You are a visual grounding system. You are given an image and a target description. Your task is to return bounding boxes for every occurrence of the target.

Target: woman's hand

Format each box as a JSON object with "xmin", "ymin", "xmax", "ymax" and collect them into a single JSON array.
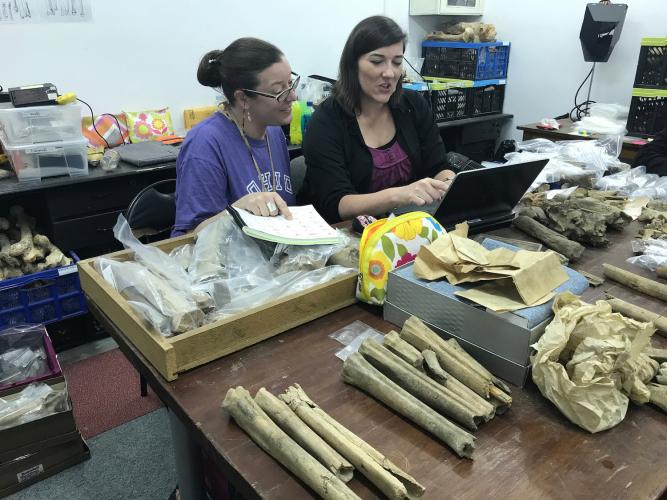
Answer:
[
  {"xmin": 392, "ymin": 177, "xmax": 450, "ymax": 207},
  {"xmin": 434, "ymin": 169, "xmax": 456, "ymax": 191},
  {"xmin": 232, "ymin": 192, "xmax": 293, "ymax": 219}
]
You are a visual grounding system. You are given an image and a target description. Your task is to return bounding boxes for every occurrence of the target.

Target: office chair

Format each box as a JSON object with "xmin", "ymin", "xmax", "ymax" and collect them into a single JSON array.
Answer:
[
  {"xmin": 124, "ymin": 178, "xmax": 176, "ymax": 396},
  {"xmin": 290, "ymin": 155, "xmax": 307, "ymax": 197},
  {"xmin": 125, "ymin": 179, "xmax": 177, "ymax": 243}
]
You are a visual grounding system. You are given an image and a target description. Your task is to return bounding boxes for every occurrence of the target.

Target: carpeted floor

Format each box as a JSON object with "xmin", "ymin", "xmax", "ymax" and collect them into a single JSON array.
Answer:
[
  {"xmin": 6, "ymin": 408, "xmax": 177, "ymax": 500},
  {"xmin": 62, "ymin": 348, "xmax": 163, "ymax": 439}
]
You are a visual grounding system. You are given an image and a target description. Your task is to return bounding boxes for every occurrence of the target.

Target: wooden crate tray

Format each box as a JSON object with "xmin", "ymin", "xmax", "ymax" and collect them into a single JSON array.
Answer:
[{"xmin": 78, "ymin": 234, "xmax": 357, "ymax": 381}]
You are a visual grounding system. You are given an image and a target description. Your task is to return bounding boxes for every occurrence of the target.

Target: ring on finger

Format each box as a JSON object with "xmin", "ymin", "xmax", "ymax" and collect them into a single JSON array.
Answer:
[{"xmin": 266, "ymin": 201, "xmax": 278, "ymax": 213}]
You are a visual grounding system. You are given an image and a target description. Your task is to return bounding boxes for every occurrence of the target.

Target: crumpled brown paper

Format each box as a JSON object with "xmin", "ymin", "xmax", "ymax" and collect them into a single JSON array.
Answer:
[
  {"xmin": 531, "ymin": 292, "xmax": 656, "ymax": 433},
  {"xmin": 413, "ymin": 223, "xmax": 568, "ymax": 311}
]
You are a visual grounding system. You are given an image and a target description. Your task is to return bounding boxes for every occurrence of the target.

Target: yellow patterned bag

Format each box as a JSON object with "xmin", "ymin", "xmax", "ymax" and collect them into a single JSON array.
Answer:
[{"xmin": 356, "ymin": 212, "xmax": 444, "ymax": 305}]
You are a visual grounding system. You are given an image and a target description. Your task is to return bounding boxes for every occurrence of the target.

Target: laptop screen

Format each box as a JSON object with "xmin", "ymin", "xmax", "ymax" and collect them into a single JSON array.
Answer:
[{"xmin": 434, "ymin": 159, "xmax": 548, "ymax": 228}]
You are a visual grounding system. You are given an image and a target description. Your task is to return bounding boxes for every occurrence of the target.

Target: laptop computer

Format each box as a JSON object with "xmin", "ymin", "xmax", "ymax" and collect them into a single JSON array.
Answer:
[
  {"xmin": 114, "ymin": 141, "xmax": 180, "ymax": 167},
  {"xmin": 394, "ymin": 159, "xmax": 548, "ymax": 233}
]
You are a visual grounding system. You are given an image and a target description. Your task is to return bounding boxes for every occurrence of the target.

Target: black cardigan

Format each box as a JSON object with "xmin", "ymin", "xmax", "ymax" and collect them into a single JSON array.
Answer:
[
  {"xmin": 633, "ymin": 126, "xmax": 667, "ymax": 176},
  {"xmin": 302, "ymin": 90, "xmax": 453, "ymax": 222}
]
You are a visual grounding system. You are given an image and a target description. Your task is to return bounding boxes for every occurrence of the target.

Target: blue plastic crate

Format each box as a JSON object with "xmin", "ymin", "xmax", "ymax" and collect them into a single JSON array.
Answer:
[
  {"xmin": 0, "ymin": 253, "xmax": 87, "ymax": 328},
  {"xmin": 421, "ymin": 41, "xmax": 511, "ymax": 80}
]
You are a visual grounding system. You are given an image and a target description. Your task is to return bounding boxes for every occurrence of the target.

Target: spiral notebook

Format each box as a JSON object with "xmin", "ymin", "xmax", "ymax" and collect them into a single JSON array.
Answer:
[{"xmin": 228, "ymin": 205, "xmax": 341, "ymax": 245}]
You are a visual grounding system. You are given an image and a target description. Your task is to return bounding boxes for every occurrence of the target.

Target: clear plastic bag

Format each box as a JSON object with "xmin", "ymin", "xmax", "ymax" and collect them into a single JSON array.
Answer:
[
  {"xmin": 328, "ymin": 320, "xmax": 384, "ymax": 361},
  {"xmin": 0, "ymin": 382, "xmax": 69, "ymax": 430},
  {"xmin": 269, "ymin": 230, "xmax": 349, "ymax": 275},
  {"xmin": 572, "ymin": 116, "xmax": 627, "ymax": 136},
  {"xmin": 169, "ymin": 244, "xmax": 194, "ymax": 271},
  {"xmin": 204, "ymin": 265, "xmax": 354, "ymax": 323},
  {"xmin": 114, "ymin": 215, "xmax": 213, "ymax": 310},
  {"xmin": 628, "ymin": 238, "xmax": 667, "ymax": 272},
  {"xmin": 127, "ymin": 300, "xmax": 173, "ymax": 337},
  {"xmin": 188, "ymin": 214, "xmax": 274, "ymax": 286},
  {"xmin": 0, "ymin": 324, "xmax": 51, "ymax": 389},
  {"xmin": 596, "ymin": 166, "xmax": 667, "ymax": 199},
  {"xmin": 295, "ymin": 76, "xmax": 333, "ymax": 105},
  {"xmin": 511, "ymin": 136, "xmax": 623, "ymax": 190},
  {"xmin": 99, "ymin": 211, "xmax": 357, "ymax": 335},
  {"xmin": 96, "ymin": 257, "xmax": 203, "ymax": 334}
]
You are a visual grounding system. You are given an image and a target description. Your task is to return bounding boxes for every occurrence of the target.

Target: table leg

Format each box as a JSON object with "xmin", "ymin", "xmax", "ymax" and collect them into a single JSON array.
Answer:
[{"xmin": 169, "ymin": 409, "xmax": 206, "ymax": 500}]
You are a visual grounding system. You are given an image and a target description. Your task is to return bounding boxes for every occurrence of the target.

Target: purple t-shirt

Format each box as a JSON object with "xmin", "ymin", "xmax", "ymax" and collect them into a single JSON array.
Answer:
[
  {"xmin": 173, "ymin": 112, "xmax": 295, "ymax": 235},
  {"xmin": 368, "ymin": 137, "xmax": 413, "ymax": 192}
]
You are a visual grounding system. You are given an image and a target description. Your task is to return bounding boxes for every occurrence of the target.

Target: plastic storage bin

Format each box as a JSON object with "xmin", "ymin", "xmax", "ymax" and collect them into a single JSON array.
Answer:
[
  {"xmin": 421, "ymin": 41, "xmax": 510, "ymax": 80},
  {"xmin": 626, "ymin": 88, "xmax": 667, "ymax": 138},
  {"xmin": 3, "ymin": 137, "xmax": 88, "ymax": 182},
  {"xmin": 0, "ymin": 254, "xmax": 87, "ymax": 328},
  {"xmin": 633, "ymin": 38, "xmax": 667, "ymax": 88},
  {"xmin": 0, "ymin": 104, "xmax": 82, "ymax": 145},
  {"xmin": 0, "ymin": 324, "xmax": 62, "ymax": 393}
]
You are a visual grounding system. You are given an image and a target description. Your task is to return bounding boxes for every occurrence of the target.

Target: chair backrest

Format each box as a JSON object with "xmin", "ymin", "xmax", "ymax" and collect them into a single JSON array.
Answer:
[
  {"xmin": 290, "ymin": 155, "xmax": 307, "ymax": 197},
  {"xmin": 125, "ymin": 179, "xmax": 176, "ymax": 241}
]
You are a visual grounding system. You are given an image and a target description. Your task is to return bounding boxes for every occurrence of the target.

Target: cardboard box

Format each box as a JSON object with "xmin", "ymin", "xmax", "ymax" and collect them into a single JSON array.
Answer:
[
  {"xmin": 0, "ymin": 326, "xmax": 63, "ymax": 393},
  {"xmin": 384, "ymin": 301, "xmax": 532, "ymax": 386},
  {"xmin": 385, "ymin": 262, "xmax": 557, "ymax": 364},
  {"xmin": 0, "ymin": 379, "xmax": 76, "ymax": 459},
  {"xmin": 0, "ymin": 434, "xmax": 89, "ymax": 497},
  {"xmin": 183, "ymin": 106, "xmax": 217, "ymax": 130},
  {"xmin": 78, "ymin": 234, "xmax": 358, "ymax": 381}
]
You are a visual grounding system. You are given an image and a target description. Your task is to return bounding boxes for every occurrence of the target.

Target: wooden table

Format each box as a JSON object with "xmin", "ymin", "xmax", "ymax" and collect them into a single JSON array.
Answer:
[
  {"xmin": 88, "ymin": 222, "xmax": 667, "ymax": 499},
  {"xmin": 517, "ymin": 119, "xmax": 645, "ymax": 164}
]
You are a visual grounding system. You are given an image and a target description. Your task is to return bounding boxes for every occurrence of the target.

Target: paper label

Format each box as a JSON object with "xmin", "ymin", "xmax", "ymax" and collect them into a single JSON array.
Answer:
[
  {"xmin": 17, "ymin": 463, "xmax": 44, "ymax": 483},
  {"xmin": 26, "ymin": 145, "xmax": 62, "ymax": 154},
  {"xmin": 58, "ymin": 265, "xmax": 77, "ymax": 276}
]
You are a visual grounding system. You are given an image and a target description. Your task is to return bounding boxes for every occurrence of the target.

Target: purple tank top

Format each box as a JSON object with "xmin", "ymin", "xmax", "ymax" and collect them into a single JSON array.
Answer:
[{"xmin": 368, "ymin": 137, "xmax": 413, "ymax": 192}]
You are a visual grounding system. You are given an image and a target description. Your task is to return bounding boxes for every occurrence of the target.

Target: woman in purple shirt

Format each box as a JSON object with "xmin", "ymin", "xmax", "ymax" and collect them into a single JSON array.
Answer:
[{"xmin": 173, "ymin": 38, "xmax": 298, "ymax": 235}]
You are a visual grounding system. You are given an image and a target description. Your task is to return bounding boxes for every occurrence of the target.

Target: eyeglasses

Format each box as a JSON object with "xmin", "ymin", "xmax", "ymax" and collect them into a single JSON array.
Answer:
[{"xmin": 242, "ymin": 72, "xmax": 300, "ymax": 103}]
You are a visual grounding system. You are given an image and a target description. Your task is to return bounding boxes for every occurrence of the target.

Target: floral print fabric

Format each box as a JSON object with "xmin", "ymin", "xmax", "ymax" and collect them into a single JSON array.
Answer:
[
  {"xmin": 356, "ymin": 213, "xmax": 443, "ymax": 305},
  {"xmin": 123, "ymin": 108, "xmax": 175, "ymax": 143}
]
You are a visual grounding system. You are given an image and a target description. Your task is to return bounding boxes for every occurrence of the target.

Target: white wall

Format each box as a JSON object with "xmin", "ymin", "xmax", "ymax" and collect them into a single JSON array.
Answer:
[
  {"xmin": 4, "ymin": 0, "xmax": 385, "ymax": 132},
  {"xmin": 484, "ymin": 0, "xmax": 667, "ymax": 141},
  {"xmin": 4, "ymin": 0, "xmax": 665, "ymax": 140}
]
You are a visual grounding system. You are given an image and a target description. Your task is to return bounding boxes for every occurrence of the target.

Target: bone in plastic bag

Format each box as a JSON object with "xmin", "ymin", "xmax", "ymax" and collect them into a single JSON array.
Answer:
[{"xmin": 96, "ymin": 257, "xmax": 203, "ymax": 334}]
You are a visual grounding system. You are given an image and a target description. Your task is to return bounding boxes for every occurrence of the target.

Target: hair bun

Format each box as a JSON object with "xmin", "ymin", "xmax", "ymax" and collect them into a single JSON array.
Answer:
[{"xmin": 197, "ymin": 49, "xmax": 224, "ymax": 87}]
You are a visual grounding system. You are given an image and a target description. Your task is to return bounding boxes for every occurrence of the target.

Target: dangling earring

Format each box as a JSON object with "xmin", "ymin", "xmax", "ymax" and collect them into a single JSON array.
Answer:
[
  {"xmin": 246, "ymin": 109, "xmax": 252, "ymax": 123},
  {"xmin": 241, "ymin": 105, "xmax": 246, "ymax": 130}
]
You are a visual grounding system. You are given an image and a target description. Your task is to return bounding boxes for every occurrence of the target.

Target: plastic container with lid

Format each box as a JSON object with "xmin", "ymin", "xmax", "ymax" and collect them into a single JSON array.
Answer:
[
  {"xmin": 3, "ymin": 137, "xmax": 88, "ymax": 182},
  {"xmin": 0, "ymin": 104, "xmax": 83, "ymax": 145}
]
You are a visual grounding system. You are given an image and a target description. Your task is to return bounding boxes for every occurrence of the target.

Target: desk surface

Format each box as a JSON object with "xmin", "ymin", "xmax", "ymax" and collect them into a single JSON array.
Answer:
[
  {"xmin": 0, "ymin": 114, "xmax": 508, "ymax": 198},
  {"xmin": 438, "ymin": 113, "xmax": 513, "ymax": 129},
  {"xmin": 0, "ymin": 160, "xmax": 177, "ymax": 197},
  {"xmin": 517, "ymin": 119, "xmax": 645, "ymax": 149},
  {"xmin": 90, "ymin": 220, "xmax": 667, "ymax": 499}
]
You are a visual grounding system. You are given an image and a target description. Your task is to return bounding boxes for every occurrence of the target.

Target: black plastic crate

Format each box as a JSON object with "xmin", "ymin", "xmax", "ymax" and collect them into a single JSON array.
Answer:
[
  {"xmin": 633, "ymin": 39, "xmax": 667, "ymax": 88},
  {"xmin": 422, "ymin": 41, "xmax": 510, "ymax": 80},
  {"xmin": 468, "ymin": 84, "xmax": 505, "ymax": 117},
  {"xmin": 626, "ymin": 89, "xmax": 667, "ymax": 138},
  {"xmin": 431, "ymin": 87, "xmax": 469, "ymax": 121}
]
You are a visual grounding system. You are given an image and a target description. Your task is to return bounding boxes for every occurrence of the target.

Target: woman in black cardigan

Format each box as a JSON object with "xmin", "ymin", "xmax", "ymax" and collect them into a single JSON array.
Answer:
[{"xmin": 302, "ymin": 16, "xmax": 457, "ymax": 223}]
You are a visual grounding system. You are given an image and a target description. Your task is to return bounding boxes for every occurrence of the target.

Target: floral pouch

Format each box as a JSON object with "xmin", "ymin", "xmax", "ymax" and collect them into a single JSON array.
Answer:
[{"xmin": 356, "ymin": 211, "xmax": 444, "ymax": 305}]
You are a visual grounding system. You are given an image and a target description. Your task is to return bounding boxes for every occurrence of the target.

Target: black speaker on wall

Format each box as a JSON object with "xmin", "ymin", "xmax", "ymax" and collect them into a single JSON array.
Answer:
[{"xmin": 579, "ymin": 3, "xmax": 628, "ymax": 62}]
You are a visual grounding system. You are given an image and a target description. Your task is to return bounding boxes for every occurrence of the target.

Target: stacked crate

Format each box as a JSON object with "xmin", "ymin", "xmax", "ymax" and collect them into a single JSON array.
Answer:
[
  {"xmin": 420, "ymin": 41, "xmax": 510, "ymax": 122},
  {"xmin": 0, "ymin": 326, "xmax": 89, "ymax": 496},
  {"xmin": 627, "ymin": 37, "xmax": 667, "ymax": 137}
]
